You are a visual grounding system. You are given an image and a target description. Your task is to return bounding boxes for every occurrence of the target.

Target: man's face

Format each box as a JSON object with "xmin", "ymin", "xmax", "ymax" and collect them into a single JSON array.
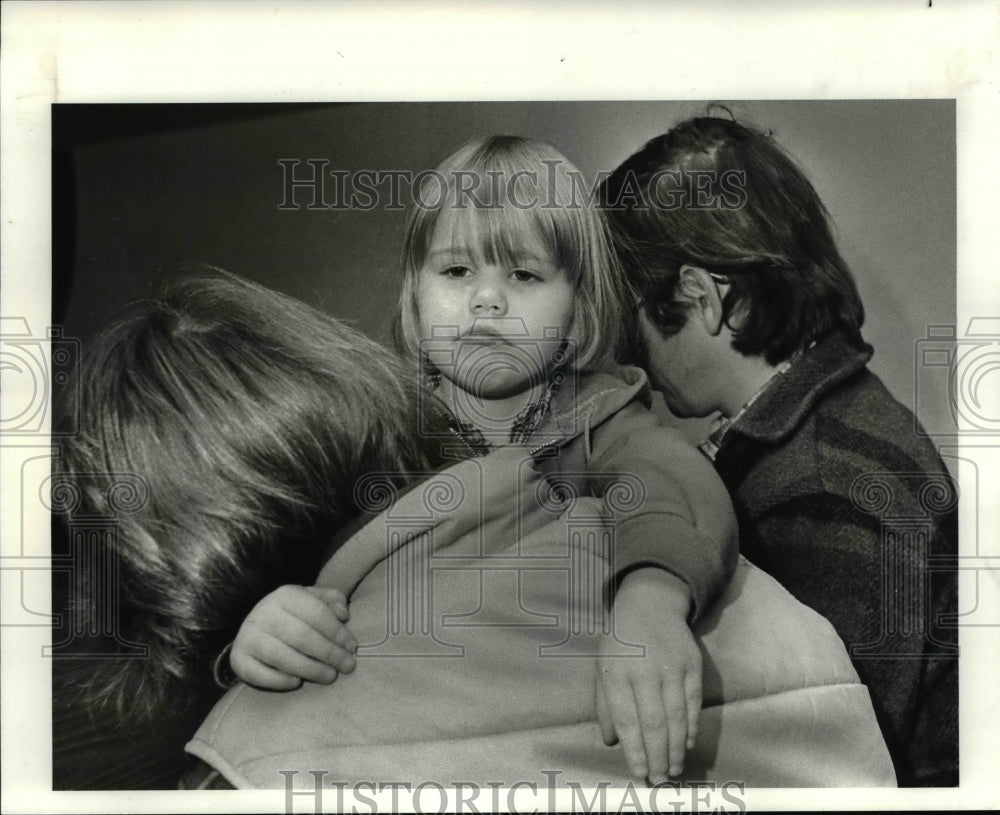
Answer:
[{"xmin": 636, "ymin": 308, "xmax": 721, "ymax": 419}]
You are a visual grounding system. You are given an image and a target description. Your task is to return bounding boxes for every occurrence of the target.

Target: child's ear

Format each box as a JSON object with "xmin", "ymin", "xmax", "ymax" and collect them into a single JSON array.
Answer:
[{"xmin": 677, "ymin": 265, "xmax": 725, "ymax": 336}]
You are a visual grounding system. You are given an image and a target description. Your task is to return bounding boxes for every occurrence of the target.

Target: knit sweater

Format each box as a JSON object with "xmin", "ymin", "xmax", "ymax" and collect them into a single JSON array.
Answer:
[{"xmin": 710, "ymin": 330, "xmax": 958, "ymax": 786}]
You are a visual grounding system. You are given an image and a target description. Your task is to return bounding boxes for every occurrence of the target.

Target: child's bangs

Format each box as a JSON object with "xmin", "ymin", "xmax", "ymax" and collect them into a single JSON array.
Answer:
[
  {"xmin": 449, "ymin": 201, "xmax": 582, "ymax": 276},
  {"xmin": 426, "ymin": 186, "xmax": 586, "ymax": 281},
  {"xmin": 417, "ymin": 138, "xmax": 591, "ymax": 276}
]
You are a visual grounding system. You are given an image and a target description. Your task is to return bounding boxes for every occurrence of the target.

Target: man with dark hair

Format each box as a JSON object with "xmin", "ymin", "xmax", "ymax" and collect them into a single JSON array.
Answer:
[{"xmin": 601, "ymin": 115, "xmax": 958, "ymax": 786}]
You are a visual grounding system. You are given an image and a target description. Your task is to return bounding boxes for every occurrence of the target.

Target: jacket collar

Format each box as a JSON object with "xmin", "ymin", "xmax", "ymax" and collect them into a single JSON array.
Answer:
[
  {"xmin": 530, "ymin": 364, "xmax": 650, "ymax": 451},
  {"xmin": 723, "ymin": 330, "xmax": 872, "ymax": 446}
]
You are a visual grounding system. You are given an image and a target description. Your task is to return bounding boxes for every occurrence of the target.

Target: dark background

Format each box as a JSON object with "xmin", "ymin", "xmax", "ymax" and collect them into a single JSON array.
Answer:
[{"xmin": 52, "ymin": 100, "xmax": 957, "ymax": 442}]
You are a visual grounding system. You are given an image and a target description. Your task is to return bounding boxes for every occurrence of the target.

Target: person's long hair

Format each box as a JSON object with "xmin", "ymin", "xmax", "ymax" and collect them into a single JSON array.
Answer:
[{"xmin": 57, "ymin": 271, "xmax": 441, "ymax": 718}]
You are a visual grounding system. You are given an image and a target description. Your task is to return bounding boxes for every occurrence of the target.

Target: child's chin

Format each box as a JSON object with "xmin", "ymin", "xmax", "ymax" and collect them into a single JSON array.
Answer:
[
  {"xmin": 446, "ymin": 371, "xmax": 544, "ymax": 406},
  {"xmin": 472, "ymin": 372, "xmax": 543, "ymax": 400}
]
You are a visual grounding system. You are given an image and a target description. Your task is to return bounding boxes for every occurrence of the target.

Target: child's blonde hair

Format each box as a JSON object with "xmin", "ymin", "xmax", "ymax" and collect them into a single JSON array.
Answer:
[{"xmin": 394, "ymin": 136, "xmax": 624, "ymax": 369}]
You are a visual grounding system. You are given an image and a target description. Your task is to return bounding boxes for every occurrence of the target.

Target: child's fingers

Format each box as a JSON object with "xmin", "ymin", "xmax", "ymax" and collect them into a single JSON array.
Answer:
[
  {"xmin": 318, "ymin": 640, "xmax": 357, "ymax": 674},
  {"xmin": 253, "ymin": 631, "xmax": 340, "ymax": 684},
  {"xmin": 279, "ymin": 587, "xmax": 343, "ymax": 629},
  {"xmin": 684, "ymin": 660, "xmax": 702, "ymax": 750},
  {"xmin": 661, "ymin": 672, "xmax": 688, "ymax": 778},
  {"xmin": 293, "ymin": 608, "xmax": 359, "ymax": 661},
  {"xmin": 595, "ymin": 671, "xmax": 617, "ymax": 746},
  {"xmin": 233, "ymin": 655, "xmax": 305, "ymax": 691},
  {"xmin": 262, "ymin": 612, "xmax": 357, "ymax": 673},
  {"xmin": 603, "ymin": 673, "xmax": 648, "ymax": 780},
  {"xmin": 305, "ymin": 586, "xmax": 350, "ymax": 622},
  {"xmin": 634, "ymin": 678, "xmax": 669, "ymax": 785},
  {"xmin": 326, "ymin": 621, "xmax": 359, "ymax": 659},
  {"xmin": 280, "ymin": 591, "xmax": 358, "ymax": 654}
]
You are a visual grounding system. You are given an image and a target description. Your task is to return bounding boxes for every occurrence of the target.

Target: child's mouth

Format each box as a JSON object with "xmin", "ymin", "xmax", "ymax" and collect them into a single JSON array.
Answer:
[{"xmin": 460, "ymin": 327, "xmax": 514, "ymax": 346}]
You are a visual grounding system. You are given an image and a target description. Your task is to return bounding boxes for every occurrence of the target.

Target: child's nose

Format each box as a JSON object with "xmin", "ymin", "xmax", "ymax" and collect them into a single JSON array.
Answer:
[{"xmin": 469, "ymin": 281, "xmax": 507, "ymax": 315}]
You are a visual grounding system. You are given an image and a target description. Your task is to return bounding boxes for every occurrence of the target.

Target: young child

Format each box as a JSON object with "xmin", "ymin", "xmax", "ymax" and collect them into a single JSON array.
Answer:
[{"xmin": 227, "ymin": 136, "xmax": 738, "ymax": 783}]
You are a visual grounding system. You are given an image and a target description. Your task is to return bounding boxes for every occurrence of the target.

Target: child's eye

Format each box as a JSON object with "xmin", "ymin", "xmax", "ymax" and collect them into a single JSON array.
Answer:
[
  {"xmin": 442, "ymin": 265, "xmax": 472, "ymax": 278},
  {"xmin": 511, "ymin": 268, "xmax": 540, "ymax": 283}
]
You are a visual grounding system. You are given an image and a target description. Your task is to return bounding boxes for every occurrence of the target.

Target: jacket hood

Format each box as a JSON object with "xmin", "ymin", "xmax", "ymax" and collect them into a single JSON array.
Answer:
[{"xmin": 529, "ymin": 364, "xmax": 651, "ymax": 452}]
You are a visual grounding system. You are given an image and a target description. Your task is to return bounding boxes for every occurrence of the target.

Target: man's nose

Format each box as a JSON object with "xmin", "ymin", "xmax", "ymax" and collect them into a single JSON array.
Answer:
[{"xmin": 469, "ymin": 280, "xmax": 507, "ymax": 315}]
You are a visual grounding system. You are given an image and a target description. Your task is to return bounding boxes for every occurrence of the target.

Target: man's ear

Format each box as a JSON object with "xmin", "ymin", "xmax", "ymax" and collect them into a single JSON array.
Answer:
[{"xmin": 676, "ymin": 265, "xmax": 725, "ymax": 336}]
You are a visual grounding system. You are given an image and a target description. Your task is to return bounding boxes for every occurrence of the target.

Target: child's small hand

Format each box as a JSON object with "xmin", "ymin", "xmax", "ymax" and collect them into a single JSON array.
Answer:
[
  {"xmin": 230, "ymin": 585, "xmax": 358, "ymax": 690},
  {"xmin": 596, "ymin": 568, "xmax": 702, "ymax": 784}
]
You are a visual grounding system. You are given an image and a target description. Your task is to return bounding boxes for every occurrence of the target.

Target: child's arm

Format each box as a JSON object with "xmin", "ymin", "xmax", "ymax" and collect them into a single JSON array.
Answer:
[
  {"xmin": 586, "ymin": 400, "xmax": 738, "ymax": 782},
  {"xmin": 596, "ymin": 567, "xmax": 700, "ymax": 784},
  {"xmin": 226, "ymin": 585, "xmax": 358, "ymax": 690},
  {"xmin": 591, "ymin": 400, "xmax": 738, "ymax": 619}
]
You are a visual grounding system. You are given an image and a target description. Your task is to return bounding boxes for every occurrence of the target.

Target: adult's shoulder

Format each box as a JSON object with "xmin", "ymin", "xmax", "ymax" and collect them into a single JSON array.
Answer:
[
  {"xmin": 736, "ymin": 360, "xmax": 957, "ymax": 560},
  {"xmin": 726, "ymin": 334, "xmax": 954, "ymax": 523},
  {"xmin": 801, "ymin": 365, "xmax": 953, "ymax": 497}
]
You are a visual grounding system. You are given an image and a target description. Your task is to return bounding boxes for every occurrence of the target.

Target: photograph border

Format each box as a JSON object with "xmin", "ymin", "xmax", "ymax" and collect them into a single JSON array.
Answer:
[{"xmin": 3, "ymin": 2, "xmax": 998, "ymax": 812}]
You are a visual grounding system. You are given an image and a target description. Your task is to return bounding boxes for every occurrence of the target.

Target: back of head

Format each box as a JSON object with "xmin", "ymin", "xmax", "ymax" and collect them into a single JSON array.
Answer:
[
  {"xmin": 600, "ymin": 114, "xmax": 865, "ymax": 364},
  {"xmin": 57, "ymin": 271, "xmax": 436, "ymax": 718}
]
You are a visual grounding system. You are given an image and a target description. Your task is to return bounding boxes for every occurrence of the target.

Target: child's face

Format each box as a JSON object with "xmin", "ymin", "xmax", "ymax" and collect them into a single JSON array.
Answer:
[{"xmin": 416, "ymin": 209, "xmax": 575, "ymax": 401}]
